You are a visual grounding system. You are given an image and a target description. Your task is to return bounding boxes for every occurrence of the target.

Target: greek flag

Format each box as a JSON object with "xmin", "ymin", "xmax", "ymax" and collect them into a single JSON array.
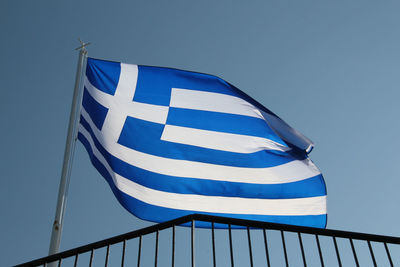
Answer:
[{"xmin": 78, "ymin": 57, "xmax": 327, "ymax": 228}]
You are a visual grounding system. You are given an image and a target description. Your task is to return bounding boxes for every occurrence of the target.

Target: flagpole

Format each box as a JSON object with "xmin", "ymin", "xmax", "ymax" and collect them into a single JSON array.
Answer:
[{"xmin": 48, "ymin": 40, "xmax": 89, "ymax": 255}]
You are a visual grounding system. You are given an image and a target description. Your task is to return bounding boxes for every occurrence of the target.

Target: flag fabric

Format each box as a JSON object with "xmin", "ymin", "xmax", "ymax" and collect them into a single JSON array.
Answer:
[{"xmin": 78, "ymin": 57, "xmax": 327, "ymax": 228}]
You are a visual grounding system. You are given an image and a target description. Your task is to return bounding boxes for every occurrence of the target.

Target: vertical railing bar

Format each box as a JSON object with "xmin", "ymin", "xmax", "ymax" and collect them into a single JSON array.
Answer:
[
  {"xmin": 211, "ymin": 222, "xmax": 216, "ymax": 267},
  {"xmin": 349, "ymin": 238, "xmax": 359, "ymax": 267},
  {"xmin": 57, "ymin": 258, "xmax": 62, "ymax": 267},
  {"xmin": 315, "ymin": 235, "xmax": 324, "ymax": 267},
  {"xmin": 89, "ymin": 249, "xmax": 94, "ymax": 267},
  {"xmin": 228, "ymin": 224, "xmax": 234, "ymax": 267},
  {"xmin": 155, "ymin": 230, "xmax": 159, "ymax": 267},
  {"xmin": 191, "ymin": 220, "xmax": 195, "ymax": 267},
  {"xmin": 247, "ymin": 227, "xmax": 254, "ymax": 267},
  {"xmin": 104, "ymin": 245, "xmax": 110, "ymax": 267},
  {"xmin": 121, "ymin": 240, "xmax": 126, "ymax": 267},
  {"xmin": 384, "ymin": 242, "xmax": 394, "ymax": 267},
  {"xmin": 73, "ymin": 254, "xmax": 78, "ymax": 267},
  {"xmin": 137, "ymin": 236, "xmax": 142, "ymax": 267},
  {"xmin": 298, "ymin": 232, "xmax": 307, "ymax": 267},
  {"xmin": 281, "ymin": 231, "xmax": 289, "ymax": 267},
  {"xmin": 172, "ymin": 225, "xmax": 175, "ymax": 267},
  {"xmin": 367, "ymin": 241, "xmax": 377, "ymax": 267},
  {"xmin": 332, "ymin": 237, "xmax": 342, "ymax": 267},
  {"xmin": 263, "ymin": 229, "xmax": 271, "ymax": 267}
]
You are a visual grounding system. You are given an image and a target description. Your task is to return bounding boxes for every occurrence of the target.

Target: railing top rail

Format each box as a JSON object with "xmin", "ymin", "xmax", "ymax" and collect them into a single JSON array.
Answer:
[
  {"xmin": 193, "ymin": 214, "xmax": 400, "ymax": 243},
  {"xmin": 15, "ymin": 214, "xmax": 400, "ymax": 267}
]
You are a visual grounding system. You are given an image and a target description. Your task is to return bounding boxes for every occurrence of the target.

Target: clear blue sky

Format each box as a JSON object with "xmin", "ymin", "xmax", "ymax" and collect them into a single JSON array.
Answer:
[{"xmin": 1, "ymin": 0, "xmax": 400, "ymax": 266}]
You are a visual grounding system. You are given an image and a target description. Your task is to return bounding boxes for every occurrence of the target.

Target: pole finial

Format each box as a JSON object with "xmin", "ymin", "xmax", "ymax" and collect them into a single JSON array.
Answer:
[{"xmin": 75, "ymin": 38, "xmax": 91, "ymax": 52}]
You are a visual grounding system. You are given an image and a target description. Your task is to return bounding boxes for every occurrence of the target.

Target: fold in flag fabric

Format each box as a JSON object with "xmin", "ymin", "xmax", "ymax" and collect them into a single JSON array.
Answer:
[{"xmin": 78, "ymin": 57, "xmax": 327, "ymax": 228}]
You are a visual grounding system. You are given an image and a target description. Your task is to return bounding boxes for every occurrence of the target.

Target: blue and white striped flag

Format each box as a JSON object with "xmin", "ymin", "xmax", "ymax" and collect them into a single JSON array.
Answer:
[{"xmin": 78, "ymin": 57, "xmax": 327, "ymax": 228}]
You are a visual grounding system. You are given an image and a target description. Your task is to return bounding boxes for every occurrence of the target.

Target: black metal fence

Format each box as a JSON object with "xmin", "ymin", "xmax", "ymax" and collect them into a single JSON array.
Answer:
[{"xmin": 16, "ymin": 214, "xmax": 400, "ymax": 267}]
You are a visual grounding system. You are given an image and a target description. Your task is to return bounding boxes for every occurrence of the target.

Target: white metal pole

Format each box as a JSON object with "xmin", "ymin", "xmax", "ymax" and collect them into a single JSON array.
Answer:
[{"xmin": 48, "ymin": 45, "xmax": 88, "ymax": 255}]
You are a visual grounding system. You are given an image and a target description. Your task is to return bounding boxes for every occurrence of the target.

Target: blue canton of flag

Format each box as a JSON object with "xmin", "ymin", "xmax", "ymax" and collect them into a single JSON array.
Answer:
[{"xmin": 78, "ymin": 57, "xmax": 327, "ymax": 228}]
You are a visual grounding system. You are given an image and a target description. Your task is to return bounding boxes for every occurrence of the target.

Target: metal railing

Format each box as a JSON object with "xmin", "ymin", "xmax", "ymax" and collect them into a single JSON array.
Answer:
[{"xmin": 16, "ymin": 214, "xmax": 400, "ymax": 267}]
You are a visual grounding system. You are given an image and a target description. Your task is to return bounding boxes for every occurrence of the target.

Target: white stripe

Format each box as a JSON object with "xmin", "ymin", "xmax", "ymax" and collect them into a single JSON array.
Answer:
[
  {"xmin": 84, "ymin": 76, "xmax": 169, "ymax": 125},
  {"xmin": 114, "ymin": 63, "xmax": 138, "ymax": 100},
  {"xmin": 79, "ymin": 125, "xmax": 326, "ymax": 216},
  {"xmin": 161, "ymin": 124, "xmax": 290, "ymax": 153},
  {"xmin": 80, "ymin": 107, "xmax": 321, "ymax": 184},
  {"xmin": 170, "ymin": 88, "xmax": 264, "ymax": 119}
]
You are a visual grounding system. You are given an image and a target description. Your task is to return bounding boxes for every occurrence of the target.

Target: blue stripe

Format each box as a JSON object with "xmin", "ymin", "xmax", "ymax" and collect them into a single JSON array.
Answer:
[
  {"xmin": 86, "ymin": 58, "xmax": 121, "ymax": 96},
  {"xmin": 75, "ymin": 136, "xmax": 327, "ymax": 229},
  {"xmin": 166, "ymin": 107, "xmax": 286, "ymax": 145},
  {"xmin": 134, "ymin": 65, "xmax": 239, "ymax": 106},
  {"xmin": 81, "ymin": 88, "xmax": 109, "ymax": 130},
  {"xmin": 119, "ymin": 116, "xmax": 296, "ymax": 168},
  {"xmin": 79, "ymin": 118, "xmax": 325, "ymax": 199}
]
